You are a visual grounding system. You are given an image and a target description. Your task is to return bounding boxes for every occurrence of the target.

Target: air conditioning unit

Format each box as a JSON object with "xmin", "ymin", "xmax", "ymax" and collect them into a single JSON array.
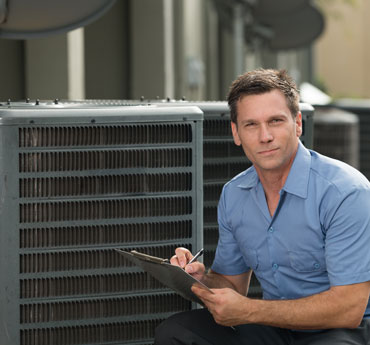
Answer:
[
  {"xmin": 0, "ymin": 101, "xmax": 203, "ymax": 345},
  {"xmin": 313, "ymin": 106, "xmax": 359, "ymax": 169},
  {"xmin": 332, "ymin": 99, "xmax": 370, "ymax": 178}
]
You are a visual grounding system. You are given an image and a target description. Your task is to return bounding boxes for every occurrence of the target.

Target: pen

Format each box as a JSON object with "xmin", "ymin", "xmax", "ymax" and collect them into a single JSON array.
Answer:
[{"xmin": 188, "ymin": 248, "xmax": 204, "ymax": 265}]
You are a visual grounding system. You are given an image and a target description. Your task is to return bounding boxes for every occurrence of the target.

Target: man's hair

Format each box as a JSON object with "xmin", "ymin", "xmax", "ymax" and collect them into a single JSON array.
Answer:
[{"xmin": 227, "ymin": 69, "xmax": 300, "ymax": 123}]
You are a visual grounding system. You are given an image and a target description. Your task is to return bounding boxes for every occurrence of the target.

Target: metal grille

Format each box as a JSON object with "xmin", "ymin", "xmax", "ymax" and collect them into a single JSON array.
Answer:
[
  {"xmin": 332, "ymin": 100, "xmax": 370, "ymax": 178},
  {"xmin": 20, "ymin": 197, "xmax": 192, "ymax": 223},
  {"xmin": 0, "ymin": 103, "xmax": 203, "ymax": 345},
  {"xmin": 20, "ymin": 173, "xmax": 192, "ymax": 197},
  {"xmin": 20, "ymin": 221, "xmax": 192, "ymax": 248},
  {"xmin": 20, "ymin": 293, "xmax": 189, "ymax": 323},
  {"xmin": 20, "ymin": 319, "xmax": 163, "ymax": 345},
  {"xmin": 313, "ymin": 106, "xmax": 359, "ymax": 169},
  {"xmin": 19, "ymin": 148, "xmax": 192, "ymax": 172},
  {"xmin": 19, "ymin": 123, "xmax": 192, "ymax": 147},
  {"xmin": 21, "ymin": 273, "xmax": 164, "ymax": 299}
]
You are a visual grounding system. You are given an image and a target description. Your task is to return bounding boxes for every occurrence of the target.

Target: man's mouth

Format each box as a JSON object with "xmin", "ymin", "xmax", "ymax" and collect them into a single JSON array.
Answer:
[{"xmin": 258, "ymin": 148, "xmax": 279, "ymax": 155}]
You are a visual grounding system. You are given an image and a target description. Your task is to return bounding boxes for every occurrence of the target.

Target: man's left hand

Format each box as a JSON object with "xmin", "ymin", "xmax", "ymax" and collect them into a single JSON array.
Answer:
[{"xmin": 191, "ymin": 284, "xmax": 250, "ymax": 326}]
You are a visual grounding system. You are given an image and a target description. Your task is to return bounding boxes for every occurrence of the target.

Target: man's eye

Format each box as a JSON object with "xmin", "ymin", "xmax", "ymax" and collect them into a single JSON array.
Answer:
[{"xmin": 271, "ymin": 119, "xmax": 283, "ymax": 124}]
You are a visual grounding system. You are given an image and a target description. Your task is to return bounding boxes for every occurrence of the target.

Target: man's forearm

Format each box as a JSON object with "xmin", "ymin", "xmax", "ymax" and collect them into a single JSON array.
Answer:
[
  {"xmin": 192, "ymin": 281, "xmax": 370, "ymax": 329},
  {"xmin": 245, "ymin": 284, "xmax": 368, "ymax": 329},
  {"xmin": 201, "ymin": 269, "xmax": 251, "ymax": 296},
  {"xmin": 201, "ymin": 270, "xmax": 237, "ymax": 289}
]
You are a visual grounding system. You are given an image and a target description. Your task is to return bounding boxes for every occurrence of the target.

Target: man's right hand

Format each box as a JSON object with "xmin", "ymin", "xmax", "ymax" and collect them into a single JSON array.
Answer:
[{"xmin": 170, "ymin": 247, "xmax": 206, "ymax": 281}]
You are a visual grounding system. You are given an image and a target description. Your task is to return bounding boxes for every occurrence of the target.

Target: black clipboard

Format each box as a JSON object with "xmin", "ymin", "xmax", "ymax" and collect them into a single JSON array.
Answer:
[{"xmin": 115, "ymin": 249, "xmax": 213, "ymax": 305}]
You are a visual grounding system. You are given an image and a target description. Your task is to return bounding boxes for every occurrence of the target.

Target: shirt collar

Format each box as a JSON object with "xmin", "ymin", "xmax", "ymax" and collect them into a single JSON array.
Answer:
[
  {"xmin": 237, "ymin": 141, "xmax": 311, "ymax": 199},
  {"xmin": 282, "ymin": 141, "xmax": 311, "ymax": 198}
]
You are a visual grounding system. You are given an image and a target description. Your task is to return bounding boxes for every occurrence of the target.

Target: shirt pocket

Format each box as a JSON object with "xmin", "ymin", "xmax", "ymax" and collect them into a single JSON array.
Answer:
[
  {"xmin": 241, "ymin": 248, "xmax": 259, "ymax": 270},
  {"xmin": 288, "ymin": 250, "xmax": 326, "ymax": 272}
]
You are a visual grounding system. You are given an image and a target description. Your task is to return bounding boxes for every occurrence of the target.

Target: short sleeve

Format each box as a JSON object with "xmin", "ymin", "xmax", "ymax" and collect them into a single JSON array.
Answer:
[{"xmin": 324, "ymin": 186, "xmax": 370, "ymax": 286}]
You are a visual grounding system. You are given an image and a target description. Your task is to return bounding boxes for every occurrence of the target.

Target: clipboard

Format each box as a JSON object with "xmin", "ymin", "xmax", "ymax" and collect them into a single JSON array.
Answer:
[{"xmin": 115, "ymin": 249, "xmax": 213, "ymax": 305}]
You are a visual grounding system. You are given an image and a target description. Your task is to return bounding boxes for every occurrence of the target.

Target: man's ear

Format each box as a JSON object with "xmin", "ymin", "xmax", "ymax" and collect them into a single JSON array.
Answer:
[
  {"xmin": 295, "ymin": 112, "xmax": 303, "ymax": 138},
  {"xmin": 231, "ymin": 121, "xmax": 241, "ymax": 146}
]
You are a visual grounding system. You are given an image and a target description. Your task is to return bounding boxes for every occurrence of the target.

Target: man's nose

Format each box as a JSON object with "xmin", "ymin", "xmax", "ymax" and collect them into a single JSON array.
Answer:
[{"xmin": 259, "ymin": 124, "xmax": 273, "ymax": 142}]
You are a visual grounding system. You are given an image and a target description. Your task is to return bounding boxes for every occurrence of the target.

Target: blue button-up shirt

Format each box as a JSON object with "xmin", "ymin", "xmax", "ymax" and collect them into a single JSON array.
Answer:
[{"xmin": 212, "ymin": 142, "xmax": 370, "ymax": 318}]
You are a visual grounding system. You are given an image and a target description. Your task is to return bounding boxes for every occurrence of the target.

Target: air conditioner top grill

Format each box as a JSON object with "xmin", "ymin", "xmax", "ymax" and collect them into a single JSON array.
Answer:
[{"xmin": 0, "ymin": 103, "xmax": 203, "ymax": 125}]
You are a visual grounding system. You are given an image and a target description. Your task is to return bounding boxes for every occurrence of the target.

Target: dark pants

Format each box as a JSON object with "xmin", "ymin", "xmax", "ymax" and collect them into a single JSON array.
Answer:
[{"xmin": 154, "ymin": 308, "xmax": 370, "ymax": 345}]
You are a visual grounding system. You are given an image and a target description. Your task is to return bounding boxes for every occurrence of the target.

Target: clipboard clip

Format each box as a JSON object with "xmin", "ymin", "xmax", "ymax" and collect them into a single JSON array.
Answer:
[{"xmin": 130, "ymin": 250, "xmax": 170, "ymax": 264}]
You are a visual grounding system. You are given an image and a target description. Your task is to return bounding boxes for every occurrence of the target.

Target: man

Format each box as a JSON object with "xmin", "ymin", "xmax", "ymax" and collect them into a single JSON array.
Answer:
[{"xmin": 154, "ymin": 69, "xmax": 370, "ymax": 344}]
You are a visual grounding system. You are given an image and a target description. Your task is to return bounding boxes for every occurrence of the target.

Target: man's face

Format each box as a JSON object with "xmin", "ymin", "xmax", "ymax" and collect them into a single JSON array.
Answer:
[{"xmin": 231, "ymin": 89, "xmax": 302, "ymax": 175}]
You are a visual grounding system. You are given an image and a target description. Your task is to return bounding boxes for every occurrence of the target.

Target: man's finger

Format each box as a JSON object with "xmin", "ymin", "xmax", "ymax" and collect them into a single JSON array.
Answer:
[
  {"xmin": 170, "ymin": 255, "xmax": 181, "ymax": 267},
  {"xmin": 184, "ymin": 261, "xmax": 204, "ymax": 275},
  {"xmin": 191, "ymin": 284, "xmax": 215, "ymax": 302},
  {"xmin": 174, "ymin": 247, "xmax": 192, "ymax": 268}
]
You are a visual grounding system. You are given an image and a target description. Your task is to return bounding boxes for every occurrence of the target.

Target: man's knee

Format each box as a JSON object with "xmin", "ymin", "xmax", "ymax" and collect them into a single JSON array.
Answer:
[
  {"xmin": 154, "ymin": 318, "xmax": 170, "ymax": 345},
  {"xmin": 154, "ymin": 313, "xmax": 185, "ymax": 345},
  {"xmin": 155, "ymin": 309, "xmax": 213, "ymax": 345}
]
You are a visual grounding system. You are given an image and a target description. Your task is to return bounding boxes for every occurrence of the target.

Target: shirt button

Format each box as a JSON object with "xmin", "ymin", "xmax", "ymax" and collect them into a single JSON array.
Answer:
[
  {"xmin": 268, "ymin": 227, "xmax": 274, "ymax": 233},
  {"xmin": 272, "ymin": 263, "xmax": 279, "ymax": 270},
  {"xmin": 313, "ymin": 263, "xmax": 320, "ymax": 270}
]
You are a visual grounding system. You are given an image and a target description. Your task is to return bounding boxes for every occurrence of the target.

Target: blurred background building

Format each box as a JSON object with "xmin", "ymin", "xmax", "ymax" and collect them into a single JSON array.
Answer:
[
  {"xmin": 0, "ymin": 0, "xmax": 324, "ymax": 101},
  {"xmin": 314, "ymin": 0, "xmax": 370, "ymax": 99},
  {"xmin": 1, "ymin": 0, "xmax": 369, "ymax": 102}
]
